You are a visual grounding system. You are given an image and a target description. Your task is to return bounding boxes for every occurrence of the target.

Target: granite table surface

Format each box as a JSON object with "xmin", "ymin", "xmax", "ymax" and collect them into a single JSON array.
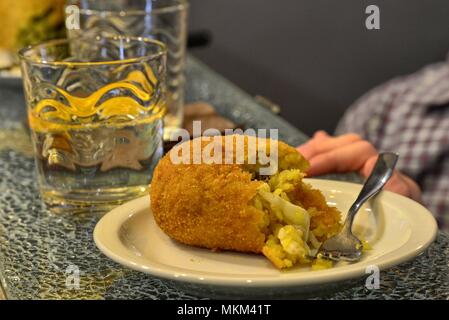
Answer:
[{"xmin": 0, "ymin": 56, "xmax": 447, "ymax": 300}]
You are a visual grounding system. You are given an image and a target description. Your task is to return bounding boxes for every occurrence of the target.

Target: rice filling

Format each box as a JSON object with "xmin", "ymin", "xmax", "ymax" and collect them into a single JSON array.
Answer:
[{"xmin": 251, "ymin": 169, "xmax": 327, "ymax": 269}]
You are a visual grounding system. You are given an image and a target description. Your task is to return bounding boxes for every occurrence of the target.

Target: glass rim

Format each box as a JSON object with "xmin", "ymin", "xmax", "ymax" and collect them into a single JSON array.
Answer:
[
  {"xmin": 77, "ymin": 0, "xmax": 189, "ymax": 16},
  {"xmin": 18, "ymin": 35, "xmax": 167, "ymax": 67}
]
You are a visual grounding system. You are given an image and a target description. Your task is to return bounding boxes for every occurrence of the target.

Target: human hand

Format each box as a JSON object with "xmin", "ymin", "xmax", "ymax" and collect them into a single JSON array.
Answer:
[{"xmin": 297, "ymin": 131, "xmax": 422, "ymax": 202}]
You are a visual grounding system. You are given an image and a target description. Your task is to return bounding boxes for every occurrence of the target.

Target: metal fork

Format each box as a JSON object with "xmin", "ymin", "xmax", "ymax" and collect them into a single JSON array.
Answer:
[{"xmin": 318, "ymin": 152, "xmax": 398, "ymax": 262}]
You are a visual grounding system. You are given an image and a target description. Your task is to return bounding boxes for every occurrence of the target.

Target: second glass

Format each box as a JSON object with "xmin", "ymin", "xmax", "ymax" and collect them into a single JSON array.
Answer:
[
  {"xmin": 19, "ymin": 36, "xmax": 167, "ymax": 213},
  {"xmin": 67, "ymin": 0, "xmax": 189, "ymax": 139}
]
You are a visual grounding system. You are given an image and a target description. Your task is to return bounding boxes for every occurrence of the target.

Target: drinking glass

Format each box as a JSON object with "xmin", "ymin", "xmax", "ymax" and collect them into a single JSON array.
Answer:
[
  {"xmin": 67, "ymin": 0, "xmax": 189, "ymax": 139},
  {"xmin": 19, "ymin": 35, "xmax": 167, "ymax": 213}
]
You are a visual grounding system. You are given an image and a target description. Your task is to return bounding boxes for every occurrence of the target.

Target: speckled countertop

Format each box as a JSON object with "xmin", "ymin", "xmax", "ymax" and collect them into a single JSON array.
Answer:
[{"xmin": 0, "ymin": 56, "xmax": 448, "ymax": 300}]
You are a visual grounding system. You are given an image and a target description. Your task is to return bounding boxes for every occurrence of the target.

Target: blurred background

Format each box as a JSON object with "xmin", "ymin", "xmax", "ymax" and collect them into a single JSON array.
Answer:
[
  {"xmin": 1, "ymin": 0, "xmax": 449, "ymax": 135},
  {"xmin": 188, "ymin": 0, "xmax": 449, "ymax": 135}
]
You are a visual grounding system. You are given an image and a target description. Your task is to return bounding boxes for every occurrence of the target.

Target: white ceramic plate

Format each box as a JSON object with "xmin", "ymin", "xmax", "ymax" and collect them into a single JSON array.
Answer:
[{"xmin": 94, "ymin": 179, "xmax": 438, "ymax": 297}]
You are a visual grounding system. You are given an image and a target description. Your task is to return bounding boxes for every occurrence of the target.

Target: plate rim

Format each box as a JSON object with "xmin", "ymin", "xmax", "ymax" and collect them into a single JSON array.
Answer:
[{"xmin": 94, "ymin": 178, "xmax": 438, "ymax": 288}]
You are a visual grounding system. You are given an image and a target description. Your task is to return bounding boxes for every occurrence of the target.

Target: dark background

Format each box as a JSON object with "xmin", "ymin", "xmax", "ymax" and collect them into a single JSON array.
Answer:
[{"xmin": 188, "ymin": 0, "xmax": 449, "ymax": 136}]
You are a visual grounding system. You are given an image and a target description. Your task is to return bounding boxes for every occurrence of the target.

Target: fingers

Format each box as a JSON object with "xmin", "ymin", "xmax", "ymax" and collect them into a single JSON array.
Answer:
[
  {"xmin": 297, "ymin": 130, "xmax": 331, "ymax": 158},
  {"xmin": 296, "ymin": 144, "xmax": 314, "ymax": 160},
  {"xmin": 364, "ymin": 156, "xmax": 410, "ymax": 196},
  {"xmin": 297, "ymin": 132, "xmax": 363, "ymax": 160},
  {"xmin": 313, "ymin": 130, "xmax": 330, "ymax": 141},
  {"xmin": 384, "ymin": 173, "xmax": 412, "ymax": 197},
  {"xmin": 361, "ymin": 155, "xmax": 422, "ymax": 202},
  {"xmin": 382, "ymin": 172, "xmax": 422, "ymax": 202},
  {"xmin": 297, "ymin": 141, "xmax": 316, "ymax": 160},
  {"xmin": 399, "ymin": 174, "xmax": 423, "ymax": 202},
  {"xmin": 306, "ymin": 140, "xmax": 378, "ymax": 176},
  {"xmin": 296, "ymin": 132, "xmax": 422, "ymax": 203},
  {"xmin": 359, "ymin": 155, "xmax": 379, "ymax": 178}
]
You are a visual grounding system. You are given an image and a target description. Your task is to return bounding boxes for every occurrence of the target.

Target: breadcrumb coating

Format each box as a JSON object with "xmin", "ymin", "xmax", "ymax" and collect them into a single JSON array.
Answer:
[
  {"xmin": 150, "ymin": 135, "xmax": 342, "ymax": 268},
  {"xmin": 290, "ymin": 183, "xmax": 342, "ymax": 241}
]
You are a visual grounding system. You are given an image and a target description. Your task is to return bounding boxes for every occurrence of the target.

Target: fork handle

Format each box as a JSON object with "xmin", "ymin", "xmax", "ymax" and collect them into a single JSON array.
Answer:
[{"xmin": 343, "ymin": 152, "xmax": 398, "ymax": 233}]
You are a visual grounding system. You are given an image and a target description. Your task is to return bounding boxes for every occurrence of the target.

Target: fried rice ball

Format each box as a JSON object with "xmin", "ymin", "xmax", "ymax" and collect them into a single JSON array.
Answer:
[{"xmin": 150, "ymin": 135, "xmax": 341, "ymax": 268}]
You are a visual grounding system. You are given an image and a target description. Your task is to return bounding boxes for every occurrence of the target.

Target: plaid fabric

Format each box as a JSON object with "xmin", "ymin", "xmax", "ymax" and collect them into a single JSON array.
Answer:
[{"xmin": 336, "ymin": 59, "xmax": 449, "ymax": 231}]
